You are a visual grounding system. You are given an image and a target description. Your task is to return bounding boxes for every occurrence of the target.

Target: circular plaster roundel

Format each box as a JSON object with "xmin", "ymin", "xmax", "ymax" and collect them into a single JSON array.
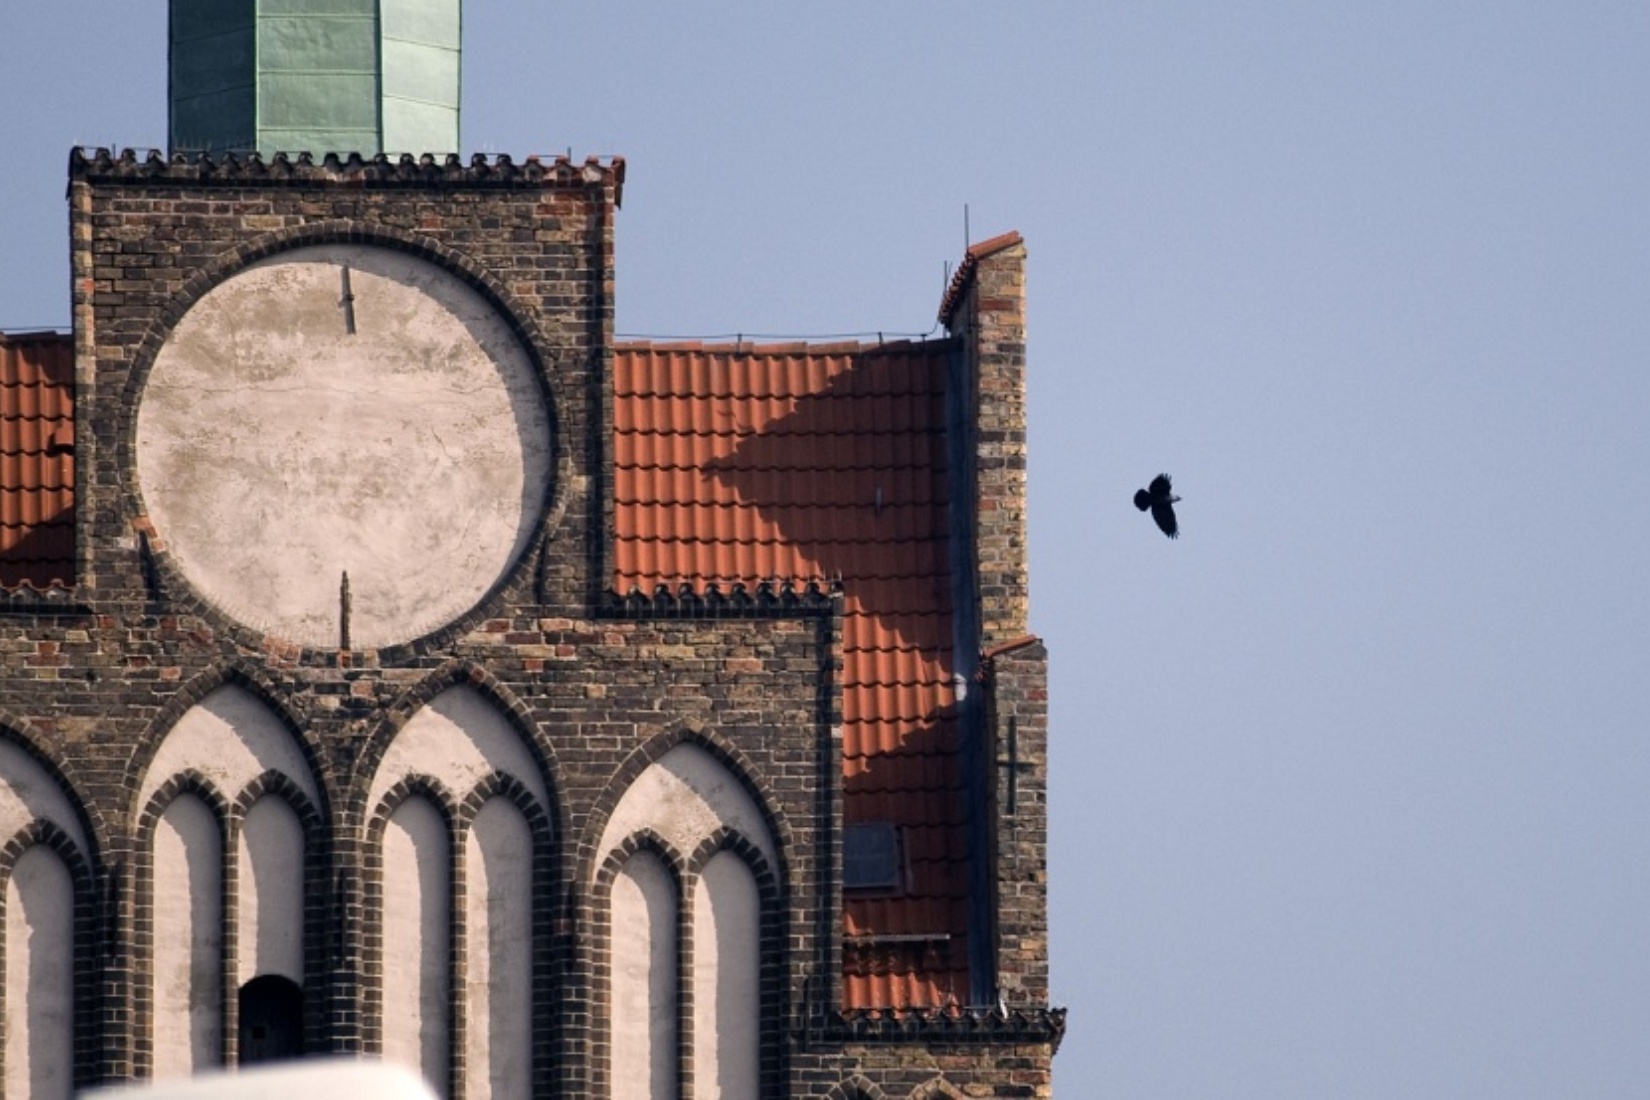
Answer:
[{"xmin": 135, "ymin": 244, "xmax": 551, "ymax": 649}]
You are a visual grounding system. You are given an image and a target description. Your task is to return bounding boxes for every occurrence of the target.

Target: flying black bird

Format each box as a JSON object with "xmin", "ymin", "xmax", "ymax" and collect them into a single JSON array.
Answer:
[{"xmin": 1134, "ymin": 473, "xmax": 1181, "ymax": 539}]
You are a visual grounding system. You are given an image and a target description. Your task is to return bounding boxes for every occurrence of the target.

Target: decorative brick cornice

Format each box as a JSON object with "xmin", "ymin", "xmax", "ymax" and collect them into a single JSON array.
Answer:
[
  {"xmin": 69, "ymin": 147, "xmax": 626, "ymax": 204},
  {"xmin": 826, "ymin": 1004, "xmax": 1066, "ymax": 1049},
  {"xmin": 600, "ymin": 578, "xmax": 842, "ymax": 618},
  {"xmin": 0, "ymin": 582, "xmax": 85, "ymax": 613}
]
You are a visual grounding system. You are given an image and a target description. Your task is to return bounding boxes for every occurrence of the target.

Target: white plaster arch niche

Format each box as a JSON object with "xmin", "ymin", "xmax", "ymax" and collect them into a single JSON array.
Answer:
[
  {"xmin": 597, "ymin": 743, "xmax": 778, "ymax": 1100},
  {"xmin": 151, "ymin": 790, "xmax": 223, "ymax": 1077},
  {"xmin": 136, "ymin": 684, "xmax": 321, "ymax": 816},
  {"xmin": 0, "ymin": 739, "xmax": 91, "ymax": 861},
  {"xmin": 366, "ymin": 684, "xmax": 551, "ymax": 814},
  {"xmin": 692, "ymin": 849, "xmax": 762, "ymax": 1100},
  {"xmin": 4, "ymin": 842, "xmax": 75, "ymax": 1100},
  {"xmin": 0, "ymin": 738, "xmax": 91, "ymax": 1100},
  {"xmin": 594, "ymin": 742, "xmax": 778, "ymax": 875},
  {"xmin": 366, "ymin": 685, "xmax": 551, "ymax": 1098},
  {"xmin": 136, "ymin": 684, "xmax": 322, "ymax": 1077},
  {"xmin": 133, "ymin": 241, "xmax": 554, "ymax": 650},
  {"xmin": 378, "ymin": 791, "xmax": 452, "ymax": 1093},
  {"xmin": 608, "ymin": 846, "xmax": 679, "ymax": 1100}
]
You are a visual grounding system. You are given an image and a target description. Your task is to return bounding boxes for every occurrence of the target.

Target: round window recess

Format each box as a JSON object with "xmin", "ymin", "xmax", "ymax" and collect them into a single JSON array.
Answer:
[{"xmin": 135, "ymin": 244, "xmax": 552, "ymax": 649}]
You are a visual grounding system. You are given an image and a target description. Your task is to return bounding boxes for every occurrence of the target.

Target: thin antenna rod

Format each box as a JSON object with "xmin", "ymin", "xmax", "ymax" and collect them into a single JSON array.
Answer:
[{"xmin": 339, "ymin": 571, "xmax": 352, "ymax": 651}]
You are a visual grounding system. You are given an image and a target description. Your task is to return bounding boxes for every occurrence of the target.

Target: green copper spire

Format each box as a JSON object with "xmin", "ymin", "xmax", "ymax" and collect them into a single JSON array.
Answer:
[{"xmin": 169, "ymin": 0, "xmax": 461, "ymax": 158}]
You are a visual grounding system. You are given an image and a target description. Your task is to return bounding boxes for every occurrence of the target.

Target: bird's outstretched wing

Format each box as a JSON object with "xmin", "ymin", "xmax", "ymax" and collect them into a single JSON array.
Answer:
[
  {"xmin": 1135, "ymin": 473, "xmax": 1180, "ymax": 538},
  {"xmin": 1151, "ymin": 500, "xmax": 1179, "ymax": 538}
]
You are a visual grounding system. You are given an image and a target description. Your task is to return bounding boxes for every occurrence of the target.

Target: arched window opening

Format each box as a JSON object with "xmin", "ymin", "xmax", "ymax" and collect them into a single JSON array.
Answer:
[
  {"xmin": 465, "ymin": 796, "xmax": 533, "ymax": 1100},
  {"xmin": 368, "ymin": 687, "xmax": 553, "ymax": 1097},
  {"xmin": 598, "ymin": 743, "xmax": 782, "ymax": 1100},
  {"xmin": 693, "ymin": 851, "xmax": 761, "ymax": 1100},
  {"xmin": 237, "ymin": 794, "xmax": 305, "ymax": 986},
  {"xmin": 153, "ymin": 792, "xmax": 223, "ymax": 1076},
  {"xmin": 381, "ymin": 795, "xmax": 451, "ymax": 1094},
  {"xmin": 237, "ymin": 974, "xmax": 304, "ymax": 1064},
  {"xmin": 4, "ymin": 844, "xmax": 74, "ymax": 1100},
  {"xmin": 610, "ymin": 850, "xmax": 678, "ymax": 1100}
]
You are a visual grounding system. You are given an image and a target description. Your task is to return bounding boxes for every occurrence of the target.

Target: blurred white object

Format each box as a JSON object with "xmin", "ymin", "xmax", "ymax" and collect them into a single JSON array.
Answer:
[{"xmin": 78, "ymin": 1059, "xmax": 437, "ymax": 1100}]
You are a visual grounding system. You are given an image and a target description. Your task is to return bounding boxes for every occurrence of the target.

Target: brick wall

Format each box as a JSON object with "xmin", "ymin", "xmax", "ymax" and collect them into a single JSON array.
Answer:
[
  {"xmin": 986, "ymin": 641, "xmax": 1051, "ymax": 1008},
  {"xmin": 955, "ymin": 235, "xmax": 1031, "ymax": 649},
  {"xmin": 0, "ymin": 152, "xmax": 1061, "ymax": 1097}
]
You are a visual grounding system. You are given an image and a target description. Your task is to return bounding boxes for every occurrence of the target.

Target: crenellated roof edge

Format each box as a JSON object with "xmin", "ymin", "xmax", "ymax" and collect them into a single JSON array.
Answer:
[
  {"xmin": 600, "ymin": 578, "xmax": 843, "ymax": 619},
  {"xmin": 828, "ymin": 1004, "xmax": 1066, "ymax": 1050},
  {"xmin": 0, "ymin": 581, "xmax": 83, "ymax": 610},
  {"xmin": 69, "ymin": 147, "xmax": 626, "ymax": 205}
]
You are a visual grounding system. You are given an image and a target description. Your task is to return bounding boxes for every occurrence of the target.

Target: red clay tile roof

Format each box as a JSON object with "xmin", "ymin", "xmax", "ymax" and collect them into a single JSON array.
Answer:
[
  {"xmin": 0, "ymin": 332, "xmax": 74, "ymax": 590},
  {"xmin": 614, "ymin": 340, "xmax": 972, "ymax": 1009}
]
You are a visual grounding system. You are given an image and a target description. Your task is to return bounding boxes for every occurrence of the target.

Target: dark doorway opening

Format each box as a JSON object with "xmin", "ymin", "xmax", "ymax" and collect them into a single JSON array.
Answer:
[{"xmin": 238, "ymin": 974, "xmax": 304, "ymax": 1064}]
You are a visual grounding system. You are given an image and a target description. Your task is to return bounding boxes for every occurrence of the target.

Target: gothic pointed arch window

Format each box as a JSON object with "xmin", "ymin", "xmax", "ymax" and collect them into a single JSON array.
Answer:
[
  {"xmin": 608, "ymin": 844, "xmax": 680, "ymax": 1100},
  {"xmin": 0, "ymin": 736, "xmax": 90, "ymax": 1100},
  {"xmin": 378, "ymin": 789, "xmax": 453, "ymax": 1090},
  {"xmin": 236, "ymin": 792, "xmax": 307, "ymax": 997},
  {"xmin": 692, "ymin": 848, "xmax": 762, "ymax": 1100},
  {"xmin": 4, "ymin": 842, "xmax": 76, "ymax": 1099},
  {"xmin": 135, "ymin": 685, "xmax": 321, "ymax": 1077},
  {"xmin": 595, "ymin": 742, "xmax": 782, "ymax": 1100},
  {"xmin": 465, "ymin": 792, "xmax": 535, "ymax": 1096},
  {"xmin": 151, "ymin": 787, "xmax": 225, "ymax": 1075},
  {"xmin": 365, "ymin": 685, "xmax": 553, "ymax": 1100}
]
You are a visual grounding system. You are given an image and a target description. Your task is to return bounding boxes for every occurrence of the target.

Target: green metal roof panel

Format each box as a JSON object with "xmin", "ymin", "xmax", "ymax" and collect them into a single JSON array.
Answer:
[
  {"xmin": 381, "ymin": 100, "xmax": 457, "ymax": 156},
  {"xmin": 260, "ymin": 0, "xmax": 374, "ymax": 14},
  {"xmin": 382, "ymin": 37, "xmax": 459, "ymax": 100},
  {"xmin": 171, "ymin": 31, "xmax": 256, "ymax": 93},
  {"xmin": 168, "ymin": 0, "xmax": 461, "ymax": 157},
  {"xmin": 382, "ymin": 0, "xmax": 460, "ymax": 154},
  {"xmin": 172, "ymin": 93, "xmax": 257, "ymax": 155},
  {"xmin": 172, "ymin": 0, "xmax": 254, "ymax": 40},
  {"xmin": 258, "ymin": 14, "xmax": 379, "ymax": 71},
  {"xmin": 170, "ymin": 0, "xmax": 255, "ymax": 154},
  {"xmin": 383, "ymin": 0, "xmax": 459, "ymax": 45},
  {"xmin": 258, "ymin": 73, "xmax": 380, "ymax": 128}
]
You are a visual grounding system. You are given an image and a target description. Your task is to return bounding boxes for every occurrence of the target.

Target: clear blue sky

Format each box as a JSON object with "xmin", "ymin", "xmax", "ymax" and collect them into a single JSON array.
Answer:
[{"xmin": 6, "ymin": 4, "xmax": 1650, "ymax": 1096}]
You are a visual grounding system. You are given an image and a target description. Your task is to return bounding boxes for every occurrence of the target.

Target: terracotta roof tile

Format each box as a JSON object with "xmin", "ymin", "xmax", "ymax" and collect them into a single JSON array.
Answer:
[
  {"xmin": 614, "ymin": 340, "xmax": 972, "ymax": 1008},
  {"xmin": 938, "ymin": 231, "xmax": 1025, "ymax": 325},
  {"xmin": 0, "ymin": 332, "xmax": 74, "ymax": 590}
]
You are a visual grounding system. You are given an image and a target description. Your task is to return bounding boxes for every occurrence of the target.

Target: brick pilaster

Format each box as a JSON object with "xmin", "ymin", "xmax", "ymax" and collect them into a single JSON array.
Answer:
[
  {"xmin": 942, "ymin": 233, "xmax": 1030, "ymax": 648},
  {"xmin": 985, "ymin": 640, "xmax": 1050, "ymax": 1006}
]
